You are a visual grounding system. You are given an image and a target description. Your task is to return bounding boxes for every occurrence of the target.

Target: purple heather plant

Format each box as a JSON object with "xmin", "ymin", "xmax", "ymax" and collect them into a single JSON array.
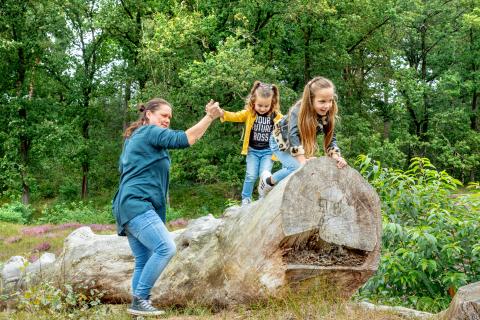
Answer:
[
  {"xmin": 54, "ymin": 223, "xmax": 82, "ymax": 230},
  {"xmin": 21, "ymin": 225, "xmax": 54, "ymax": 236},
  {"xmin": 88, "ymin": 224, "xmax": 115, "ymax": 232},
  {"xmin": 34, "ymin": 242, "xmax": 51, "ymax": 252},
  {"xmin": 4, "ymin": 236, "xmax": 22, "ymax": 244}
]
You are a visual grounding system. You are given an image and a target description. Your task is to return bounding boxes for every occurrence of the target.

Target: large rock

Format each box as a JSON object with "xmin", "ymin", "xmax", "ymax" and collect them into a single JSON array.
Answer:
[
  {"xmin": 438, "ymin": 281, "xmax": 480, "ymax": 320},
  {"xmin": 37, "ymin": 157, "xmax": 382, "ymax": 307},
  {"xmin": 1, "ymin": 256, "xmax": 27, "ymax": 284}
]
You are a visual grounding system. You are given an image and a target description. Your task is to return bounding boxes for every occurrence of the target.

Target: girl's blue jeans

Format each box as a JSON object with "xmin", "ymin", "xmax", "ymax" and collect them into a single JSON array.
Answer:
[
  {"xmin": 270, "ymin": 135, "xmax": 301, "ymax": 184},
  {"xmin": 242, "ymin": 147, "xmax": 273, "ymax": 200},
  {"xmin": 125, "ymin": 209, "xmax": 176, "ymax": 299}
]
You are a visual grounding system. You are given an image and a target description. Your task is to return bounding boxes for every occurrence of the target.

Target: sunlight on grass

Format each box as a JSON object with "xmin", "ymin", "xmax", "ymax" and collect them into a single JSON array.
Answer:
[{"xmin": 0, "ymin": 287, "xmax": 410, "ymax": 320}]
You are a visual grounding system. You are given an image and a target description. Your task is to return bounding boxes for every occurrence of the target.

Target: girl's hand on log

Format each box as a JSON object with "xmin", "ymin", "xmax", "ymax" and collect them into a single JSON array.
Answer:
[{"xmin": 332, "ymin": 154, "xmax": 347, "ymax": 169}]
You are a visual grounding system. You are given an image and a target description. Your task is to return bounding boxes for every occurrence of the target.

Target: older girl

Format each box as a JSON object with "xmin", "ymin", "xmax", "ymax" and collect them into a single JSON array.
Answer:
[{"xmin": 258, "ymin": 76, "xmax": 347, "ymax": 196}]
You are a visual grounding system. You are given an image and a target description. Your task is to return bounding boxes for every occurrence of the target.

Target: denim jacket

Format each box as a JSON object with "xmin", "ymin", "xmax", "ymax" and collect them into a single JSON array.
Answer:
[{"xmin": 272, "ymin": 102, "xmax": 340, "ymax": 157}]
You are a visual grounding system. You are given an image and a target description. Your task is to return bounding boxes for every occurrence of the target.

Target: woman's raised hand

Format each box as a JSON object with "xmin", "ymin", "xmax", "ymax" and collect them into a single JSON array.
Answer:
[{"xmin": 205, "ymin": 100, "xmax": 223, "ymax": 120}]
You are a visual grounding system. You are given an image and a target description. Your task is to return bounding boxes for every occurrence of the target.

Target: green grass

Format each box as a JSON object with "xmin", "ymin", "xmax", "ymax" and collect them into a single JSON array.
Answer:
[
  {"xmin": 0, "ymin": 183, "xmax": 238, "ymax": 264},
  {"xmin": 0, "ymin": 222, "xmax": 115, "ymax": 263},
  {"xmin": 0, "ymin": 285, "xmax": 410, "ymax": 320}
]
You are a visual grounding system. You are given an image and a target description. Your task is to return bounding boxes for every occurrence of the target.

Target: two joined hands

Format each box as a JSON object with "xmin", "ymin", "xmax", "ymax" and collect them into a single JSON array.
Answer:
[{"xmin": 205, "ymin": 100, "xmax": 224, "ymax": 120}]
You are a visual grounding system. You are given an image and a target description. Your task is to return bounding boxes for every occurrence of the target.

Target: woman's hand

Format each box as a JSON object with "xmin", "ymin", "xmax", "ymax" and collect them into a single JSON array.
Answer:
[
  {"xmin": 205, "ymin": 100, "xmax": 223, "ymax": 120},
  {"xmin": 332, "ymin": 154, "xmax": 347, "ymax": 169},
  {"xmin": 186, "ymin": 100, "xmax": 222, "ymax": 145}
]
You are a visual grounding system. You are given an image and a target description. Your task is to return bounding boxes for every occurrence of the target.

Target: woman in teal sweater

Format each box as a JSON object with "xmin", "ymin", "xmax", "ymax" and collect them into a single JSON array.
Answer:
[{"xmin": 112, "ymin": 98, "xmax": 222, "ymax": 316}]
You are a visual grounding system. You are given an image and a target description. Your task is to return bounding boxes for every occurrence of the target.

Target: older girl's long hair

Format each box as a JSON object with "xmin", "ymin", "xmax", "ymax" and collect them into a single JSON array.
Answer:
[
  {"xmin": 123, "ymin": 98, "xmax": 171, "ymax": 138},
  {"xmin": 298, "ymin": 77, "xmax": 338, "ymax": 157},
  {"xmin": 245, "ymin": 81, "xmax": 281, "ymax": 115}
]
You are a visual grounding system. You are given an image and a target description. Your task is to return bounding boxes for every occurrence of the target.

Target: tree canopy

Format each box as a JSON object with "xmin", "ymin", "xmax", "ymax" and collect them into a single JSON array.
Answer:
[{"xmin": 0, "ymin": 0, "xmax": 478, "ymax": 202}]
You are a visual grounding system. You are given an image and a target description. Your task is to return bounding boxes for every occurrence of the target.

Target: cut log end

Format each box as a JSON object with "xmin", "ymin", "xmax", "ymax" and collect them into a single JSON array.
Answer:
[{"xmin": 282, "ymin": 229, "xmax": 369, "ymax": 267}]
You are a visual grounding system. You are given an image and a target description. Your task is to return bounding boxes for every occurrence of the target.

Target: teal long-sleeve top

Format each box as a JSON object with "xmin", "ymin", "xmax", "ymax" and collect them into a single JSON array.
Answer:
[{"xmin": 112, "ymin": 125, "xmax": 190, "ymax": 236}]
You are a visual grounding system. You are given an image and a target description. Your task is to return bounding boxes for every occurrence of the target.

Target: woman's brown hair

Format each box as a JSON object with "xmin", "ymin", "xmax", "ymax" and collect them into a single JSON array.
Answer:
[
  {"xmin": 123, "ymin": 98, "xmax": 172, "ymax": 138},
  {"xmin": 298, "ymin": 76, "xmax": 338, "ymax": 157}
]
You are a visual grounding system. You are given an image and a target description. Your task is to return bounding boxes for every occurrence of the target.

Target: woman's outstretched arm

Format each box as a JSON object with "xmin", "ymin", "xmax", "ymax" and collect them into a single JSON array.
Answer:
[{"xmin": 185, "ymin": 100, "xmax": 223, "ymax": 145}]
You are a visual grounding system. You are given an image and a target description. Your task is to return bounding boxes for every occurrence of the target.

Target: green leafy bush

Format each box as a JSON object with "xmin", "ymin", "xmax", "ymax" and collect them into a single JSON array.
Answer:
[
  {"xmin": 0, "ymin": 202, "xmax": 33, "ymax": 224},
  {"xmin": 37, "ymin": 201, "xmax": 114, "ymax": 225},
  {"xmin": 356, "ymin": 155, "xmax": 480, "ymax": 312}
]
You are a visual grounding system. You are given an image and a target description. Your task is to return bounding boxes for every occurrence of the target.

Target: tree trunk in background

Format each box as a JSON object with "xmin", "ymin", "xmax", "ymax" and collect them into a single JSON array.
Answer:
[
  {"xmin": 123, "ymin": 78, "xmax": 132, "ymax": 130},
  {"xmin": 81, "ymin": 117, "xmax": 89, "ymax": 199},
  {"xmin": 383, "ymin": 87, "xmax": 391, "ymax": 140},
  {"xmin": 472, "ymin": 89, "xmax": 478, "ymax": 131},
  {"xmin": 14, "ymin": 26, "xmax": 30, "ymax": 205},
  {"xmin": 303, "ymin": 26, "xmax": 312, "ymax": 84}
]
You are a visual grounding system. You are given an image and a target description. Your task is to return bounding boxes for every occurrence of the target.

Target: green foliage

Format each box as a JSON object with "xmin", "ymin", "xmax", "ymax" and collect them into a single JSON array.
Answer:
[
  {"xmin": 357, "ymin": 155, "xmax": 480, "ymax": 312},
  {"xmin": 168, "ymin": 182, "xmax": 237, "ymax": 219},
  {"xmin": 0, "ymin": 202, "xmax": 33, "ymax": 224},
  {"xmin": 0, "ymin": 0, "xmax": 478, "ymax": 204},
  {"xmin": 16, "ymin": 280, "xmax": 104, "ymax": 317},
  {"xmin": 37, "ymin": 202, "xmax": 114, "ymax": 225},
  {"xmin": 0, "ymin": 1, "xmax": 477, "ymax": 315}
]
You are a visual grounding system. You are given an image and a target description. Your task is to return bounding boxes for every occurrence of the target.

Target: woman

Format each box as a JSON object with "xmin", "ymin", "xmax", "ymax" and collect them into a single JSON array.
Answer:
[{"xmin": 112, "ymin": 98, "xmax": 222, "ymax": 316}]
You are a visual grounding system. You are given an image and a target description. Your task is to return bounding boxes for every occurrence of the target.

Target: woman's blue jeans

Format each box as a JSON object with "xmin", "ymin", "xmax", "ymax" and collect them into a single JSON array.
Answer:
[
  {"xmin": 125, "ymin": 209, "xmax": 176, "ymax": 299},
  {"xmin": 242, "ymin": 147, "xmax": 273, "ymax": 200},
  {"xmin": 270, "ymin": 135, "xmax": 301, "ymax": 184}
]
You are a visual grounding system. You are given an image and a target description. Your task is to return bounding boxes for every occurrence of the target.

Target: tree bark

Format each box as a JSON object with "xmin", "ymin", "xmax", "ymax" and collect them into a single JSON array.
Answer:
[
  {"xmin": 81, "ymin": 115, "xmax": 89, "ymax": 199},
  {"xmin": 438, "ymin": 281, "xmax": 480, "ymax": 320},
  {"xmin": 42, "ymin": 158, "xmax": 382, "ymax": 307},
  {"xmin": 303, "ymin": 26, "xmax": 312, "ymax": 84}
]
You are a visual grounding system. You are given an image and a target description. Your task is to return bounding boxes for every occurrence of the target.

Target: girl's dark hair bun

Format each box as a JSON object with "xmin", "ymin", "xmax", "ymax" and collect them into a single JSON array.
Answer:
[{"xmin": 138, "ymin": 103, "xmax": 145, "ymax": 113}]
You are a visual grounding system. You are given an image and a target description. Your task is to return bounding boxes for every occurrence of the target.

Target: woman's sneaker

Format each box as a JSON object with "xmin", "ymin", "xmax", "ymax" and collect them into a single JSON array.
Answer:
[
  {"xmin": 258, "ymin": 171, "xmax": 274, "ymax": 198},
  {"xmin": 127, "ymin": 296, "xmax": 165, "ymax": 316}
]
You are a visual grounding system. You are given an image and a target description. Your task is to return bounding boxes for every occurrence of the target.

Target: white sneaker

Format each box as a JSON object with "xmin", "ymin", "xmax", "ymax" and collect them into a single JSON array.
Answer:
[
  {"xmin": 258, "ymin": 171, "xmax": 274, "ymax": 198},
  {"xmin": 241, "ymin": 198, "xmax": 252, "ymax": 206}
]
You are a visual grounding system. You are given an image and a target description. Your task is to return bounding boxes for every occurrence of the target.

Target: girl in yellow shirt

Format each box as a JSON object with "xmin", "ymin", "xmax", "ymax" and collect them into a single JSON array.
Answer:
[{"xmin": 220, "ymin": 81, "xmax": 283, "ymax": 205}]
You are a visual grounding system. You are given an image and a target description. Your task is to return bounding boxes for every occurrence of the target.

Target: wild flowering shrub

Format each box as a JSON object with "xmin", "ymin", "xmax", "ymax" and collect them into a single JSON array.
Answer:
[
  {"xmin": 356, "ymin": 156, "xmax": 480, "ymax": 312},
  {"xmin": 16, "ymin": 280, "xmax": 104, "ymax": 316}
]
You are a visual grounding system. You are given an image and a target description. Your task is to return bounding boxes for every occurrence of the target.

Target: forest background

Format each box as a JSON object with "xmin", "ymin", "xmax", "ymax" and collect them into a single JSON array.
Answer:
[{"xmin": 0, "ymin": 0, "xmax": 479, "ymax": 315}]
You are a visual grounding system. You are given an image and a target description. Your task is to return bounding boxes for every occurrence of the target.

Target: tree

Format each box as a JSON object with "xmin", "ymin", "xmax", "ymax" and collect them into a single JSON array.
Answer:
[{"xmin": 60, "ymin": 0, "xmax": 110, "ymax": 199}]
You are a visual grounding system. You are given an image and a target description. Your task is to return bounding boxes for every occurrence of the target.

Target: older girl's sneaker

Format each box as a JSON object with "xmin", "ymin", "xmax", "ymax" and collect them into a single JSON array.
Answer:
[
  {"xmin": 127, "ymin": 296, "xmax": 165, "ymax": 316},
  {"xmin": 258, "ymin": 171, "xmax": 274, "ymax": 198}
]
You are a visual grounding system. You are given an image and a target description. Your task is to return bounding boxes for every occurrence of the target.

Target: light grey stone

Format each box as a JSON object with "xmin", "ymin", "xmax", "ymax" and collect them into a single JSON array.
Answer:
[
  {"xmin": 358, "ymin": 301, "xmax": 434, "ymax": 319},
  {"xmin": 1, "ymin": 256, "xmax": 27, "ymax": 283},
  {"xmin": 25, "ymin": 252, "xmax": 56, "ymax": 275}
]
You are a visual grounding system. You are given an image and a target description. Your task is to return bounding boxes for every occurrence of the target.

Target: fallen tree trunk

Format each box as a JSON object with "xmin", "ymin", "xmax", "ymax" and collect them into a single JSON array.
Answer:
[
  {"xmin": 40, "ymin": 157, "xmax": 382, "ymax": 307},
  {"xmin": 438, "ymin": 281, "xmax": 480, "ymax": 320}
]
